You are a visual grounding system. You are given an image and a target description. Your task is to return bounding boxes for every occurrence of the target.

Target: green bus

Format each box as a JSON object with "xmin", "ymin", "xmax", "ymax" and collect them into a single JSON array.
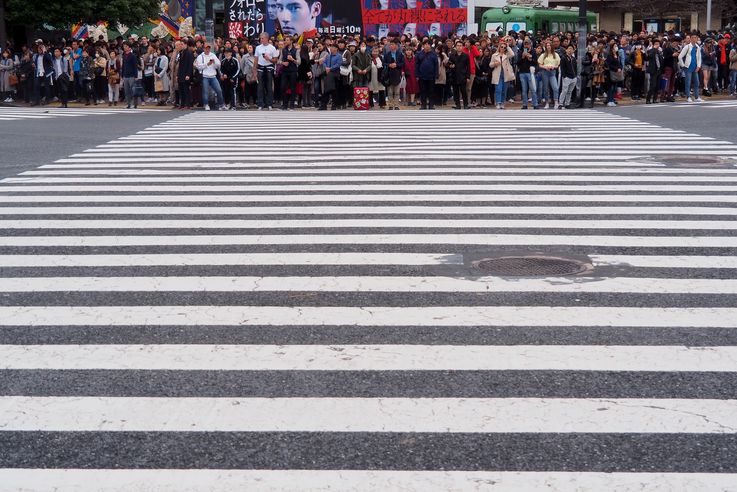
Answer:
[{"xmin": 480, "ymin": 6, "xmax": 597, "ymax": 36}]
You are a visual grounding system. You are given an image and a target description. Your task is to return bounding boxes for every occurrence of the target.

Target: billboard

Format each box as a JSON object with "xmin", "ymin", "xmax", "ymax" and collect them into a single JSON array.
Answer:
[
  {"xmin": 227, "ymin": 0, "xmax": 467, "ymax": 40},
  {"xmin": 361, "ymin": 0, "xmax": 467, "ymax": 38}
]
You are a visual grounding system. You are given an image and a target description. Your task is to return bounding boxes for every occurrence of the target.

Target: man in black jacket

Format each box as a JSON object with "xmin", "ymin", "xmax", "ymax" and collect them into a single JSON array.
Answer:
[
  {"xmin": 178, "ymin": 40, "xmax": 195, "ymax": 110},
  {"xmin": 558, "ymin": 44, "xmax": 577, "ymax": 109},
  {"xmin": 220, "ymin": 48, "xmax": 240, "ymax": 110},
  {"xmin": 646, "ymin": 40, "xmax": 664, "ymax": 104},
  {"xmin": 448, "ymin": 41, "xmax": 469, "ymax": 109}
]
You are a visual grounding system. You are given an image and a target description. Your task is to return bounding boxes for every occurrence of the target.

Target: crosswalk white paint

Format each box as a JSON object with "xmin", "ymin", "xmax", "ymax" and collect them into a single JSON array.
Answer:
[
  {"xmin": 1, "ymin": 233, "xmax": 734, "ymax": 247},
  {"xmin": 2, "ymin": 470, "xmax": 737, "ymax": 492},
  {"xmin": 2, "ymin": 344, "xmax": 735, "ymax": 371},
  {"xmin": 3, "ymin": 396, "xmax": 737, "ymax": 433},
  {"xmin": 1, "ymin": 109, "xmax": 736, "ymax": 487},
  {"xmin": 0, "ymin": 106, "xmax": 159, "ymax": 121},
  {"xmin": 2, "ymin": 306, "xmax": 735, "ymax": 327}
]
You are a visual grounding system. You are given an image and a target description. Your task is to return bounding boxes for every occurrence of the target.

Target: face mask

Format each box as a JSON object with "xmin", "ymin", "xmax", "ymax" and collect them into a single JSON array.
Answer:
[{"xmin": 360, "ymin": 47, "xmax": 366, "ymax": 53}]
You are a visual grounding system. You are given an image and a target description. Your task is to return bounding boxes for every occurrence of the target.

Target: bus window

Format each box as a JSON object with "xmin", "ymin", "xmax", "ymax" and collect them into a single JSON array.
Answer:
[
  {"xmin": 551, "ymin": 22, "xmax": 559, "ymax": 32},
  {"xmin": 507, "ymin": 21, "xmax": 526, "ymax": 33}
]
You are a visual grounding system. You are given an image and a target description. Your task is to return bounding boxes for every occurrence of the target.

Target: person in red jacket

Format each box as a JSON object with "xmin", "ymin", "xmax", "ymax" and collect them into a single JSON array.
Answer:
[{"xmin": 463, "ymin": 38, "xmax": 480, "ymax": 107}]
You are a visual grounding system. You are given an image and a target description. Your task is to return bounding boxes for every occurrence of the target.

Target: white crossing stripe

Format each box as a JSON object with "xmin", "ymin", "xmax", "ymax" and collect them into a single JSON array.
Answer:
[
  {"xmin": 2, "ymin": 276, "xmax": 736, "ymax": 294},
  {"xmin": 0, "ymin": 253, "xmax": 734, "ymax": 268},
  {"xmin": 2, "ymin": 470, "xmax": 736, "ymax": 492},
  {"xmin": 0, "ymin": 233, "xmax": 734, "ymax": 247},
  {"xmin": 1, "ymin": 396, "xmax": 736, "ymax": 433},
  {"xmin": 1, "ymin": 205, "xmax": 733, "ymax": 215},
  {"xmin": 1, "ymin": 193, "xmax": 737, "ymax": 203},
  {"xmin": 1, "ymin": 306, "xmax": 735, "ymax": 327},
  {"xmin": 2, "ymin": 344, "xmax": 735, "ymax": 371}
]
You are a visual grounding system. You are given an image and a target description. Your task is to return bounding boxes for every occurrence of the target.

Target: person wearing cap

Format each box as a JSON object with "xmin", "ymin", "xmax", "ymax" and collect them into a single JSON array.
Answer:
[
  {"xmin": 716, "ymin": 34, "xmax": 731, "ymax": 92},
  {"xmin": 195, "ymin": 42, "xmax": 225, "ymax": 110},
  {"xmin": 319, "ymin": 42, "xmax": 342, "ymax": 110},
  {"xmin": 701, "ymin": 37, "xmax": 717, "ymax": 96},
  {"xmin": 220, "ymin": 48, "xmax": 240, "ymax": 110}
]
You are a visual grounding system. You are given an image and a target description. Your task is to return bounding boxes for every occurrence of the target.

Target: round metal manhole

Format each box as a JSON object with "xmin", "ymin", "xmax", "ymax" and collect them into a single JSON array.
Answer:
[
  {"xmin": 654, "ymin": 154, "xmax": 736, "ymax": 168},
  {"xmin": 474, "ymin": 256, "xmax": 592, "ymax": 277}
]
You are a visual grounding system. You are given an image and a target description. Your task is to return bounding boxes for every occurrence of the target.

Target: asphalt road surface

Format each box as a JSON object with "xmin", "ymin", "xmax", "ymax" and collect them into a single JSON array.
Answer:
[{"xmin": 1, "ymin": 104, "xmax": 736, "ymax": 490}]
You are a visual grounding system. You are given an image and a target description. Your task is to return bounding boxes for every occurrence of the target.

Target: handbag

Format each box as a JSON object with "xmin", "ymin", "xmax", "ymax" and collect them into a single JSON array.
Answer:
[
  {"xmin": 108, "ymin": 71, "xmax": 120, "ymax": 85},
  {"xmin": 8, "ymin": 73, "xmax": 18, "ymax": 86},
  {"xmin": 155, "ymin": 78, "xmax": 164, "ymax": 92},
  {"xmin": 609, "ymin": 69, "xmax": 624, "ymax": 82}
]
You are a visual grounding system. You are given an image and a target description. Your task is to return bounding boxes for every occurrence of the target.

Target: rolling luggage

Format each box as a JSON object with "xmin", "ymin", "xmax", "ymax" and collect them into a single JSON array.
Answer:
[{"xmin": 353, "ymin": 87, "xmax": 370, "ymax": 110}]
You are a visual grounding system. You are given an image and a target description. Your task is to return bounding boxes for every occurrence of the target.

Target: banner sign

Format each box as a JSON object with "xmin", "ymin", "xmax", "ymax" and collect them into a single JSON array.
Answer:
[
  {"xmin": 226, "ymin": 0, "xmax": 467, "ymax": 40},
  {"xmin": 228, "ymin": 0, "xmax": 267, "ymax": 38}
]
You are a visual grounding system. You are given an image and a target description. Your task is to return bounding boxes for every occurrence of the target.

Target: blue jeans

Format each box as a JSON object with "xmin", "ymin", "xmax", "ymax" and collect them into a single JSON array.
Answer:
[
  {"xmin": 257, "ymin": 68, "xmax": 274, "ymax": 108},
  {"xmin": 494, "ymin": 77, "xmax": 506, "ymax": 105},
  {"xmin": 535, "ymin": 72, "xmax": 544, "ymax": 102},
  {"xmin": 540, "ymin": 69, "xmax": 559, "ymax": 104},
  {"xmin": 202, "ymin": 77, "xmax": 224, "ymax": 107},
  {"xmin": 729, "ymin": 69, "xmax": 737, "ymax": 94},
  {"xmin": 684, "ymin": 70, "xmax": 700, "ymax": 98},
  {"xmin": 519, "ymin": 72, "xmax": 538, "ymax": 108}
]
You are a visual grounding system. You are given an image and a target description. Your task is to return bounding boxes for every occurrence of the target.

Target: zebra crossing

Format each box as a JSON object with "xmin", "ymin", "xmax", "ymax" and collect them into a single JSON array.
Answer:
[
  {"xmin": 643, "ymin": 98, "xmax": 737, "ymax": 109},
  {"xmin": 1, "ymin": 109, "xmax": 737, "ymax": 490},
  {"xmin": 0, "ymin": 106, "xmax": 161, "ymax": 121}
]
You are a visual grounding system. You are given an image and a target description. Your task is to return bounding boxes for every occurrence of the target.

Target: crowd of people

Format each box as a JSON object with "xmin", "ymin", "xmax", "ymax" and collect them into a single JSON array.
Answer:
[{"xmin": 1, "ymin": 26, "xmax": 736, "ymax": 111}]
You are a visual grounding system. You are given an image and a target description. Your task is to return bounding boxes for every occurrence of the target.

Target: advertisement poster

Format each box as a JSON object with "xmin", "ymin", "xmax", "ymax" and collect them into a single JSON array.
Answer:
[
  {"xmin": 361, "ymin": 0, "xmax": 467, "ymax": 38},
  {"xmin": 227, "ymin": 0, "xmax": 468, "ymax": 41}
]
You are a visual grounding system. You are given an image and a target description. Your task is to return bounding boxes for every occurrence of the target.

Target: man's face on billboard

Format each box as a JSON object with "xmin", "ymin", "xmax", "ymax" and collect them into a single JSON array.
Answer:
[
  {"xmin": 276, "ymin": 0, "xmax": 321, "ymax": 36},
  {"xmin": 267, "ymin": 0, "xmax": 278, "ymax": 20}
]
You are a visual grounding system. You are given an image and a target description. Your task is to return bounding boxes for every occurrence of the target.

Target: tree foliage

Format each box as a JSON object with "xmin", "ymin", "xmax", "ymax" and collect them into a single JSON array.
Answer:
[{"xmin": 6, "ymin": 0, "xmax": 160, "ymax": 29}]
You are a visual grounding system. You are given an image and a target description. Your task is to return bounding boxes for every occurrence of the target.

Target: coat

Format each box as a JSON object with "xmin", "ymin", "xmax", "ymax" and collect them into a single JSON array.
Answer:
[
  {"xmin": 491, "ymin": 48, "xmax": 515, "ymax": 85},
  {"xmin": 382, "ymin": 49, "xmax": 405, "ymax": 86},
  {"xmin": 415, "ymin": 49, "xmax": 439, "ymax": 81},
  {"xmin": 154, "ymin": 55, "xmax": 170, "ymax": 92},
  {"xmin": 0, "ymin": 57, "xmax": 13, "ymax": 92},
  {"xmin": 447, "ymin": 51, "xmax": 470, "ymax": 85},
  {"xmin": 177, "ymin": 49, "xmax": 194, "ymax": 82},
  {"xmin": 646, "ymin": 49, "xmax": 664, "ymax": 75},
  {"xmin": 170, "ymin": 49, "xmax": 181, "ymax": 88},
  {"xmin": 352, "ymin": 50, "xmax": 371, "ymax": 87},
  {"xmin": 435, "ymin": 53, "xmax": 448, "ymax": 85},
  {"xmin": 368, "ymin": 56, "xmax": 384, "ymax": 92},
  {"xmin": 678, "ymin": 43, "xmax": 702, "ymax": 70}
]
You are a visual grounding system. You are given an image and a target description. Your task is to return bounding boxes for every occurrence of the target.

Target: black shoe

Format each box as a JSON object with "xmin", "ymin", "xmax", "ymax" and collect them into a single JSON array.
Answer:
[
  {"xmin": 453, "ymin": 105, "xmax": 461, "ymax": 110},
  {"xmin": 419, "ymin": 106, "xmax": 427, "ymax": 110},
  {"xmin": 318, "ymin": 107, "xmax": 327, "ymax": 111},
  {"xmin": 428, "ymin": 106, "xmax": 435, "ymax": 110}
]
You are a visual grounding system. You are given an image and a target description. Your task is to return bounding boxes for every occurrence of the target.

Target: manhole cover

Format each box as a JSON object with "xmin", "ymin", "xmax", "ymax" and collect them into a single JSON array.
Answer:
[
  {"xmin": 655, "ymin": 154, "xmax": 736, "ymax": 168},
  {"xmin": 474, "ymin": 256, "xmax": 591, "ymax": 276}
]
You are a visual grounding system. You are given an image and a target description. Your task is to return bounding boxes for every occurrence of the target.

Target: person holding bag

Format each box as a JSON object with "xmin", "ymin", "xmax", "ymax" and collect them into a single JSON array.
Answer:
[
  {"xmin": 154, "ymin": 47, "xmax": 170, "ymax": 106},
  {"xmin": 107, "ymin": 50, "xmax": 122, "ymax": 106},
  {"xmin": 606, "ymin": 44, "xmax": 623, "ymax": 107}
]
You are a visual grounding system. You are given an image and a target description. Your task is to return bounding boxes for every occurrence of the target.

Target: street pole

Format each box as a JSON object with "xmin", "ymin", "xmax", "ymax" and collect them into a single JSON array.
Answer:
[
  {"xmin": 0, "ymin": 0, "xmax": 7, "ymax": 52},
  {"xmin": 205, "ymin": 0, "xmax": 215, "ymax": 42},
  {"xmin": 706, "ymin": 0, "xmax": 712, "ymax": 32},
  {"xmin": 577, "ymin": 0, "xmax": 587, "ymax": 72}
]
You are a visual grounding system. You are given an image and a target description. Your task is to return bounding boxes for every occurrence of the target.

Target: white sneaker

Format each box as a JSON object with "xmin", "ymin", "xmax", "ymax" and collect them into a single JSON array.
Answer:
[
  {"xmin": 219, "ymin": 106, "xmax": 227, "ymax": 111},
  {"xmin": 606, "ymin": 101, "xmax": 616, "ymax": 107},
  {"xmin": 696, "ymin": 97, "xmax": 703, "ymax": 102},
  {"xmin": 204, "ymin": 105, "xmax": 210, "ymax": 111},
  {"xmin": 687, "ymin": 97, "xmax": 693, "ymax": 103}
]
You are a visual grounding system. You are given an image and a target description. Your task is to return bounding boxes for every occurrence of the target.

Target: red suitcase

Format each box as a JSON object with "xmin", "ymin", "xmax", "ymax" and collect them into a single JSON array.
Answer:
[{"xmin": 353, "ymin": 87, "xmax": 370, "ymax": 111}]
